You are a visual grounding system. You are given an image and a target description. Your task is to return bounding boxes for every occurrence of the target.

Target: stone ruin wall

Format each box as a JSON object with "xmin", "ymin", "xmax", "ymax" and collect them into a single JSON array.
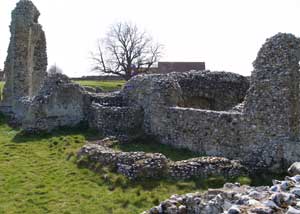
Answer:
[
  {"xmin": 21, "ymin": 73, "xmax": 88, "ymax": 131},
  {"xmin": 119, "ymin": 33, "xmax": 300, "ymax": 171},
  {"xmin": 0, "ymin": 0, "xmax": 89, "ymax": 130},
  {"xmin": 111, "ymin": 33, "xmax": 300, "ymax": 171},
  {"xmin": 1, "ymin": 0, "xmax": 47, "ymax": 117},
  {"xmin": 77, "ymin": 139, "xmax": 246, "ymax": 180},
  {"xmin": 244, "ymin": 34, "xmax": 300, "ymax": 140},
  {"xmin": 120, "ymin": 71, "xmax": 254, "ymax": 164}
]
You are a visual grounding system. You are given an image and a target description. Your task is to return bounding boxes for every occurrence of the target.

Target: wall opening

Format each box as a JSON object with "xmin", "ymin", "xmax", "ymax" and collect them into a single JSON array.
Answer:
[
  {"xmin": 175, "ymin": 72, "xmax": 249, "ymax": 111},
  {"xmin": 178, "ymin": 96, "xmax": 216, "ymax": 110}
]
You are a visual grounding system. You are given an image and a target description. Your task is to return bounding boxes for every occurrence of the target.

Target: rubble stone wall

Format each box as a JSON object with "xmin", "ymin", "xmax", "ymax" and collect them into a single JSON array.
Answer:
[
  {"xmin": 244, "ymin": 33, "xmax": 300, "ymax": 140},
  {"xmin": 154, "ymin": 107, "xmax": 245, "ymax": 155},
  {"xmin": 2, "ymin": 0, "xmax": 47, "ymax": 112},
  {"xmin": 88, "ymin": 103, "xmax": 144, "ymax": 140},
  {"xmin": 176, "ymin": 71, "xmax": 249, "ymax": 110},
  {"xmin": 116, "ymin": 33, "xmax": 300, "ymax": 170},
  {"xmin": 77, "ymin": 141, "xmax": 246, "ymax": 180},
  {"xmin": 122, "ymin": 71, "xmax": 249, "ymax": 137},
  {"xmin": 22, "ymin": 73, "xmax": 87, "ymax": 131}
]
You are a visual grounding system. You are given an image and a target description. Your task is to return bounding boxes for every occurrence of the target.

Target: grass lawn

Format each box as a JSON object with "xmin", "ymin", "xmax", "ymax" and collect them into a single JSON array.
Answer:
[
  {"xmin": 74, "ymin": 80, "xmax": 126, "ymax": 92},
  {"xmin": 0, "ymin": 114, "xmax": 236, "ymax": 214},
  {"xmin": 0, "ymin": 80, "xmax": 126, "ymax": 94},
  {"xmin": 0, "ymin": 81, "xmax": 4, "ymax": 95},
  {"xmin": 113, "ymin": 137, "xmax": 201, "ymax": 161}
]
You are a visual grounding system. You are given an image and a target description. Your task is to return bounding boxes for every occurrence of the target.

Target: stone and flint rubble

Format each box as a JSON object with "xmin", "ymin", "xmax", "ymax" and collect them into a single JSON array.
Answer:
[
  {"xmin": 144, "ymin": 167, "xmax": 300, "ymax": 214},
  {"xmin": 77, "ymin": 138, "xmax": 247, "ymax": 180}
]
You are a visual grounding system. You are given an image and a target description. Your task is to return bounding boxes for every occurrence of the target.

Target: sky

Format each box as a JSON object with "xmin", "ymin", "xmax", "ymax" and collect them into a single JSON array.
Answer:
[{"xmin": 1, "ymin": 0, "xmax": 300, "ymax": 77}]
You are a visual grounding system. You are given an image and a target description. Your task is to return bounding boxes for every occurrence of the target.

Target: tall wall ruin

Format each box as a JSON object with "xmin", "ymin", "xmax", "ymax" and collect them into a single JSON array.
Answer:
[
  {"xmin": 244, "ymin": 33, "xmax": 300, "ymax": 140},
  {"xmin": 2, "ymin": 0, "xmax": 47, "ymax": 113}
]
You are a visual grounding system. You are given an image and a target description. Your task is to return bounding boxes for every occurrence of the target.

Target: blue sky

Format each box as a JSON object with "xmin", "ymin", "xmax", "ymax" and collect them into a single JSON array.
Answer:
[{"xmin": 1, "ymin": 0, "xmax": 300, "ymax": 77}]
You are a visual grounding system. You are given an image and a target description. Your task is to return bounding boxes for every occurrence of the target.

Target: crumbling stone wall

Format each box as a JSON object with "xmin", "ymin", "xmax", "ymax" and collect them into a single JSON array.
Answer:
[
  {"xmin": 156, "ymin": 107, "xmax": 246, "ymax": 155},
  {"xmin": 22, "ymin": 73, "xmax": 87, "ymax": 131},
  {"xmin": 77, "ymin": 140, "xmax": 246, "ymax": 180},
  {"xmin": 176, "ymin": 71, "xmax": 249, "ymax": 110},
  {"xmin": 118, "ymin": 33, "xmax": 300, "ymax": 171},
  {"xmin": 122, "ymin": 73, "xmax": 184, "ymax": 135},
  {"xmin": 1, "ymin": 0, "xmax": 47, "ymax": 114},
  {"xmin": 88, "ymin": 103, "xmax": 144, "ymax": 140},
  {"xmin": 244, "ymin": 33, "xmax": 300, "ymax": 140},
  {"xmin": 122, "ymin": 71, "xmax": 249, "ymax": 139}
]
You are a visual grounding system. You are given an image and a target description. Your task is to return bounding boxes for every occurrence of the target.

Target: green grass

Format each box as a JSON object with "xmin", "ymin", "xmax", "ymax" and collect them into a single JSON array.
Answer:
[
  {"xmin": 74, "ymin": 80, "xmax": 126, "ymax": 92},
  {"xmin": 0, "ymin": 80, "xmax": 125, "ymax": 94},
  {"xmin": 0, "ymin": 114, "xmax": 228, "ymax": 214},
  {"xmin": 113, "ymin": 137, "xmax": 201, "ymax": 161},
  {"xmin": 0, "ymin": 81, "xmax": 4, "ymax": 97}
]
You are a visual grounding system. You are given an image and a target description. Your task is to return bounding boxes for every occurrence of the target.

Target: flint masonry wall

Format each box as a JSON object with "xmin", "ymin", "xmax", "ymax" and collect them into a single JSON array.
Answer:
[
  {"xmin": 77, "ymin": 141, "xmax": 246, "ymax": 180},
  {"xmin": 120, "ymin": 33, "xmax": 300, "ymax": 171},
  {"xmin": 176, "ymin": 71, "xmax": 249, "ymax": 110},
  {"xmin": 157, "ymin": 107, "xmax": 245, "ymax": 155},
  {"xmin": 1, "ymin": 0, "xmax": 47, "ymax": 115},
  {"xmin": 244, "ymin": 33, "xmax": 300, "ymax": 140},
  {"xmin": 88, "ymin": 104, "xmax": 144, "ymax": 140},
  {"xmin": 22, "ymin": 73, "xmax": 88, "ymax": 131},
  {"xmin": 123, "ymin": 71, "xmax": 249, "ymax": 142}
]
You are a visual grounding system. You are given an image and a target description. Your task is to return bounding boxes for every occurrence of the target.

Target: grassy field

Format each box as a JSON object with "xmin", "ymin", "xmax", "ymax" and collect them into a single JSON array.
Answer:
[
  {"xmin": 0, "ymin": 80, "xmax": 125, "ymax": 94},
  {"xmin": 0, "ymin": 114, "xmax": 243, "ymax": 214},
  {"xmin": 74, "ymin": 80, "xmax": 126, "ymax": 92},
  {"xmin": 113, "ymin": 137, "xmax": 201, "ymax": 161},
  {"xmin": 0, "ymin": 81, "xmax": 3, "ymax": 95}
]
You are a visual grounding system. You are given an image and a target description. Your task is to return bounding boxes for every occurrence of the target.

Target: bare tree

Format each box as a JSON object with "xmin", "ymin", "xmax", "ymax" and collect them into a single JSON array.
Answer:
[{"xmin": 91, "ymin": 22, "xmax": 163, "ymax": 80}]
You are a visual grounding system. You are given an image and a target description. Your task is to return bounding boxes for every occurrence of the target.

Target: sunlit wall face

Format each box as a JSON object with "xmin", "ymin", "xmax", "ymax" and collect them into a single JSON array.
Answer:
[{"xmin": 1, "ymin": 0, "xmax": 300, "ymax": 77}]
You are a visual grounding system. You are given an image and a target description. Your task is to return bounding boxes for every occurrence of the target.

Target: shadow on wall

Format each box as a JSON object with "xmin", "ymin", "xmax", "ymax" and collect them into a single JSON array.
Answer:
[
  {"xmin": 178, "ymin": 96, "xmax": 218, "ymax": 110},
  {"xmin": 176, "ymin": 71, "xmax": 249, "ymax": 111}
]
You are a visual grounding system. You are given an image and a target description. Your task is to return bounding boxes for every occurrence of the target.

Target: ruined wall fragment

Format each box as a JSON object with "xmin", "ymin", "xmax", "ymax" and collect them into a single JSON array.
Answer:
[
  {"xmin": 22, "ymin": 74, "xmax": 87, "ymax": 132},
  {"xmin": 1, "ymin": 0, "xmax": 47, "ymax": 112},
  {"xmin": 244, "ymin": 33, "xmax": 300, "ymax": 140},
  {"xmin": 122, "ymin": 71, "xmax": 249, "ymax": 136}
]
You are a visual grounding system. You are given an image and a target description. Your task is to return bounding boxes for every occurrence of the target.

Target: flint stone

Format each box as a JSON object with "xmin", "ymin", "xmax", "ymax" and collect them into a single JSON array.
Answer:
[
  {"xmin": 288, "ymin": 163, "xmax": 300, "ymax": 176},
  {"xmin": 287, "ymin": 206, "xmax": 300, "ymax": 214}
]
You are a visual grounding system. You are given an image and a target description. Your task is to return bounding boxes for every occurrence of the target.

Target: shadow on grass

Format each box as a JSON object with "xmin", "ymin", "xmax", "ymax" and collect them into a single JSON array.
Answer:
[
  {"xmin": 86, "ymin": 163, "xmax": 286, "ymax": 192},
  {"xmin": 0, "ymin": 113, "xmax": 14, "ymax": 126},
  {"xmin": 114, "ymin": 136, "xmax": 202, "ymax": 161},
  {"xmin": 78, "ymin": 162, "xmax": 234, "ymax": 192},
  {"xmin": 12, "ymin": 122, "xmax": 103, "ymax": 144}
]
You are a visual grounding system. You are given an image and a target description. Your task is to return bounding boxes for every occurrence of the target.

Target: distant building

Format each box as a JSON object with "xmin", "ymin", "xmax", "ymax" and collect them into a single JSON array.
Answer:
[{"xmin": 158, "ymin": 61, "xmax": 206, "ymax": 74}]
